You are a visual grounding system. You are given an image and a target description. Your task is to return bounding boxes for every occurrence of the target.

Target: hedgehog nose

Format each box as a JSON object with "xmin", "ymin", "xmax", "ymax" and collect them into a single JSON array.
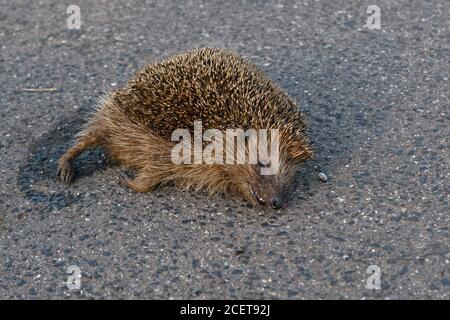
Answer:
[{"xmin": 270, "ymin": 198, "xmax": 281, "ymax": 210}]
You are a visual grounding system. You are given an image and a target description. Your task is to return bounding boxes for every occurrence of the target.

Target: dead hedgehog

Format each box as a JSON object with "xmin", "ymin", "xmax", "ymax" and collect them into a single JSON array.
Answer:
[{"xmin": 57, "ymin": 48, "xmax": 313, "ymax": 209}]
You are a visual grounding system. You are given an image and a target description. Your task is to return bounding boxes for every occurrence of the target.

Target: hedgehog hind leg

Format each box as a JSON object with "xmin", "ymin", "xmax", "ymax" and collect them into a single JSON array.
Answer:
[
  {"xmin": 57, "ymin": 130, "xmax": 102, "ymax": 184},
  {"xmin": 118, "ymin": 170, "xmax": 162, "ymax": 193}
]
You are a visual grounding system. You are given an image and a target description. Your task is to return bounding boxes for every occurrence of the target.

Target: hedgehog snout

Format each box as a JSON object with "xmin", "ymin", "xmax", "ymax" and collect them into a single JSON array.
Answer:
[
  {"xmin": 270, "ymin": 197, "xmax": 282, "ymax": 210},
  {"xmin": 248, "ymin": 179, "xmax": 283, "ymax": 210}
]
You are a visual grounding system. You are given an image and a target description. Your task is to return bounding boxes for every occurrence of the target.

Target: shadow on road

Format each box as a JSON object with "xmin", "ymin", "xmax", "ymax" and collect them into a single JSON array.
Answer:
[{"xmin": 17, "ymin": 108, "xmax": 108, "ymax": 210}]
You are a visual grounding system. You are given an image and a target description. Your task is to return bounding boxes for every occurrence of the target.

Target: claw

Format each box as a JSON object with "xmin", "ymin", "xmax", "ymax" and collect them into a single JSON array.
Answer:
[
  {"xmin": 118, "ymin": 172, "xmax": 131, "ymax": 188},
  {"xmin": 57, "ymin": 160, "xmax": 73, "ymax": 184}
]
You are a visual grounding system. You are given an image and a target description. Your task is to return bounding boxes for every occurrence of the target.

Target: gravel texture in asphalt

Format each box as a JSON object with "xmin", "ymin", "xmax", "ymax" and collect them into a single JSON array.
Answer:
[{"xmin": 0, "ymin": 0, "xmax": 449, "ymax": 299}]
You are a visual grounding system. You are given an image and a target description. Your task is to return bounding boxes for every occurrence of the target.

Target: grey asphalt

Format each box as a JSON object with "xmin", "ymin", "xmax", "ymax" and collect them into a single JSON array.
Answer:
[{"xmin": 0, "ymin": 0, "xmax": 449, "ymax": 299}]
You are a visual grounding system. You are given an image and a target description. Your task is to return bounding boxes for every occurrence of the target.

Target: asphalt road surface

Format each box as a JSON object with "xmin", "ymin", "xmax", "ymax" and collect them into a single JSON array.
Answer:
[{"xmin": 0, "ymin": 0, "xmax": 449, "ymax": 299}]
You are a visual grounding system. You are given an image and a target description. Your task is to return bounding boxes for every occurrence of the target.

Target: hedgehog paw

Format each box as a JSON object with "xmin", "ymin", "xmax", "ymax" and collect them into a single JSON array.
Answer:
[
  {"xmin": 57, "ymin": 160, "xmax": 74, "ymax": 184},
  {"xmin": 119, "ymin": 172, "xmax": 152, "ymax": 193},
  {"xmin": 118, "ymin": 172, "xmax": 131, "ymax": 188}
]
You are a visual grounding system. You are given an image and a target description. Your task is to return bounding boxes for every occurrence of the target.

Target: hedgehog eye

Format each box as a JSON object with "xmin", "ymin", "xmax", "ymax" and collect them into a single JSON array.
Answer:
[
  {"xmin": 258, "ymin": 160, "xmax": 270, "ymax": 168},
  {"xmin": 250, "ymin": 186, "xmax": 265, "ymax": 204}
]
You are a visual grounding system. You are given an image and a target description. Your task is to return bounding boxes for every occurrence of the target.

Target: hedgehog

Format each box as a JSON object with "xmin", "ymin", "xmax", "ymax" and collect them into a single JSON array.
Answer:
[{"xmin": 57, "ymin": 48, "xmax": 313, "ymax": 209}]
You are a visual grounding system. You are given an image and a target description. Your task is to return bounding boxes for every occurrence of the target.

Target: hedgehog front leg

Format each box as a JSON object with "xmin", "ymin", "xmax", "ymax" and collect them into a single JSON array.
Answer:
[{"xmin": 57, "ymin": 134, "xmax": 100, "ymax": 183}]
